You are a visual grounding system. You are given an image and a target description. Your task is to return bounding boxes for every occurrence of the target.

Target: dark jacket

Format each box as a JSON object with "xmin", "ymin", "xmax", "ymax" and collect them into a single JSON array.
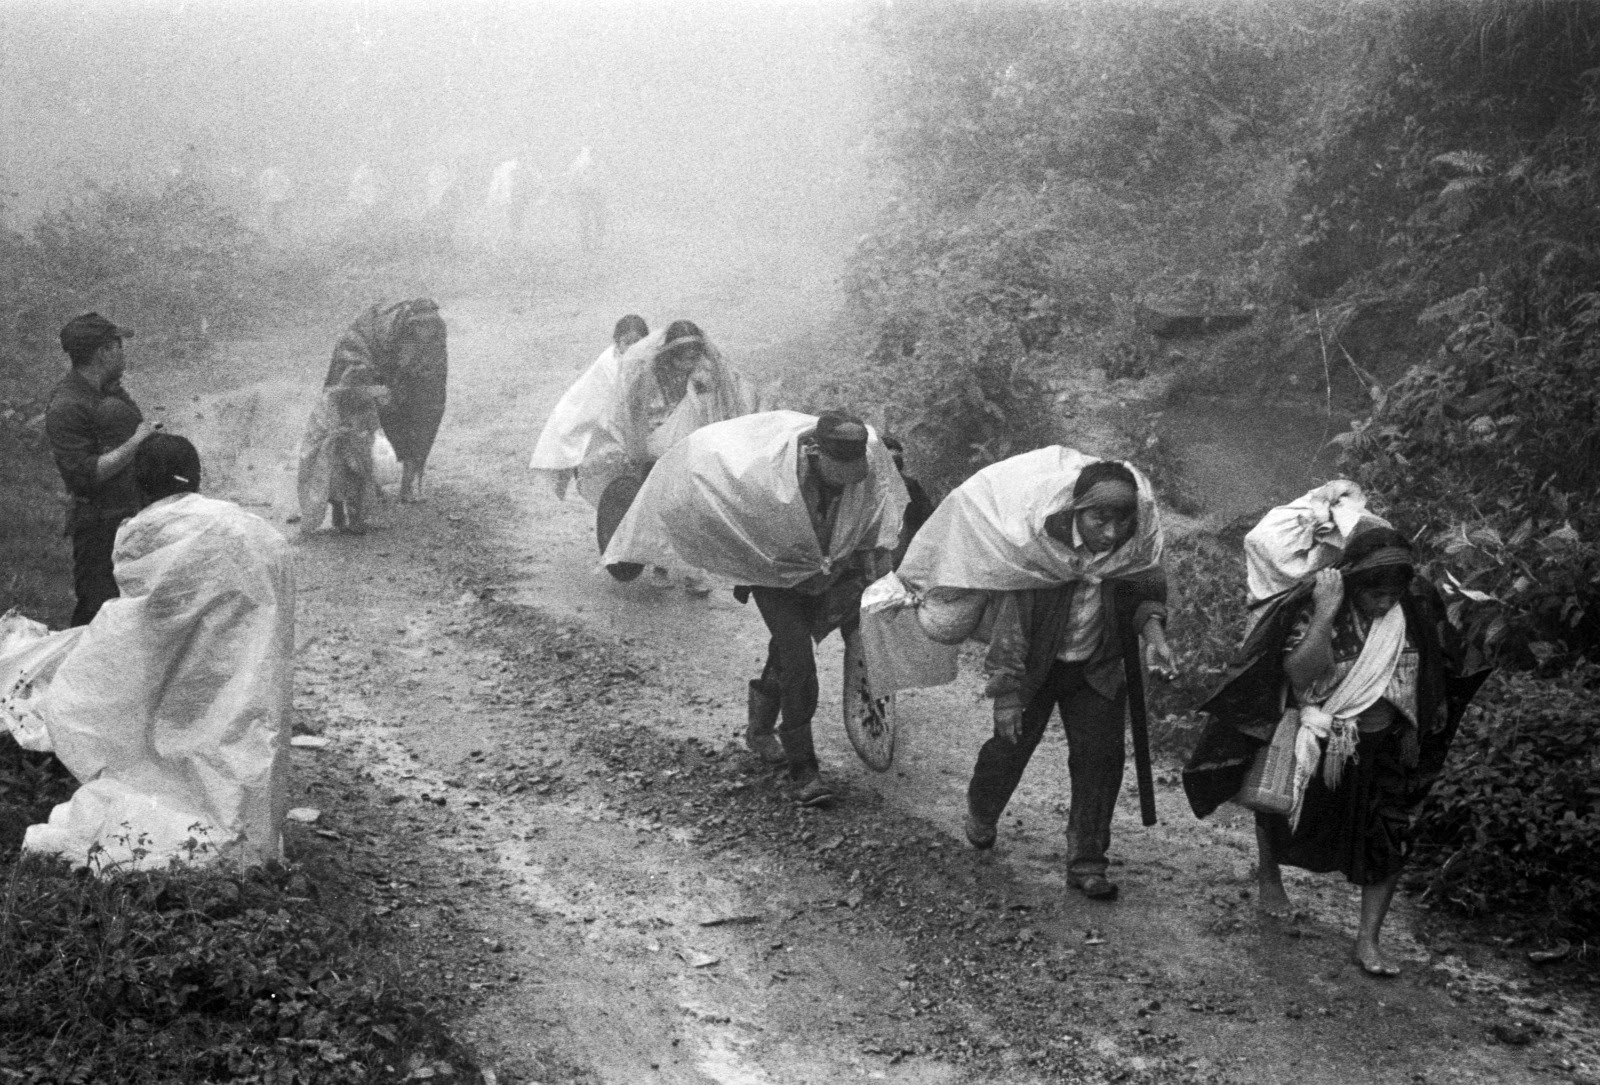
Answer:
[
  {"xmin": 984, "ymin": 568, "xmax": 1168, "ymax": 705},
  {"xmin": 44, "ymin": 370, "xmax": 144, "ymax": 532}
]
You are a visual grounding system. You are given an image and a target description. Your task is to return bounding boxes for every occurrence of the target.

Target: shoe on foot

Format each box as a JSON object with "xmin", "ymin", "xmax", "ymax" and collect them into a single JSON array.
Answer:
[
  {"xmin": 963, "ymin": 813, "xmax": 996, "ymax": 850},
  {"xmin": 1071, "ymin": 874, "xmax": 1119, "ymax": 901},
  {"xmin": 743, "ymin": 731, "xmax": 786, "ymax": 764},
  {"xmin": 794, "ymin": 773, "xmax": 837, "ymax": 808}
]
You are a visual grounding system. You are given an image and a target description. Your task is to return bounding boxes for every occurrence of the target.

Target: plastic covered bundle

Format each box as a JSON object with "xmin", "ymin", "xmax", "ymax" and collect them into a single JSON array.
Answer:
[
  {"xmin": 861, "ymin": 446, "xmax": 1164, "ymax": 697},
  {"xmin": 1243, "ymin": 480, "xmax": 1387, "ymax": 602},
  {"xmin": 21, "ymin": 493, "xmax": 294, "ymax": 870},
  {"xmin": 602, "ymin": 410, "xmax": 907, "ymax": 588}
]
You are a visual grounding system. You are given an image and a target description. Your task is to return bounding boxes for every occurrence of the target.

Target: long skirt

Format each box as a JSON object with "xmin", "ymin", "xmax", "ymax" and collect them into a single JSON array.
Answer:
[{"xmin": 1261, "ymin": 721, "xmax": 1416, "ymax": 886}]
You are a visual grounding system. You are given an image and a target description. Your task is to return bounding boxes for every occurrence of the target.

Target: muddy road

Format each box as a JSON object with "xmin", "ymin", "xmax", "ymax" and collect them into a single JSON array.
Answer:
[{"xmin": 129, "ymin": 213, "xmax": 1599, "ymax": 1085}]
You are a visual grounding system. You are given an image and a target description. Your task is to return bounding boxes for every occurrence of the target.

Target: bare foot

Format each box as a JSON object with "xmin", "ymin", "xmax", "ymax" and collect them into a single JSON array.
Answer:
[
  {"xmin": 1257, "ymin": 880, "xmax": 1293, "ymax": 918},
  {"xmin": 1352, "ymin": 942, "xmax": 1401, "ymax": 977}
]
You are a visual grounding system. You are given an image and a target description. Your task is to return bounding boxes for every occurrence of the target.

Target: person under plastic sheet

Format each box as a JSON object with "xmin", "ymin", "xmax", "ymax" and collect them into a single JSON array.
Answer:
[
  {"xmin": 602, "ymin": 410, "xmax": 908, "ymax": 807},
  {"xmin": 324, "ymin": 298, "xmax": 450, "ymax": 503},
  {"xmin": 857, "ymin": 448, "xmax": 1176, "ymax": 901},
  {"xmin": 529, "ymin": 314, "xmax": 650, "ymax": 501},
  {"xmin": 297, "ymin": 364, "xmax": 389, "ymax": 534},
  {"xmin": 1242, "ymin": 480, "xmax": 1390, "ymax": 618},
  {"xmin": 14, "ymin": 434, "xmax": 293, "ymax": 870},
  {"xmin": 1181, "ymin": 527, "xmax": 1488, "ymax": 977},
  {"xmin": 595, "ymin": 320, "xmax": 768, "ymax": 590}
]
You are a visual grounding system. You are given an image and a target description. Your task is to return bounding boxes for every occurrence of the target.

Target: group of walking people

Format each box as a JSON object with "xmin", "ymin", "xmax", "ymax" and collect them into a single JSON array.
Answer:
[
  {"xmin": 23, "ymin": 304, "xmax": 1490, "ymax": 979},
  {"xmin": 533, "ymin": 314, "xmax": 1489, "ymax": 977}
]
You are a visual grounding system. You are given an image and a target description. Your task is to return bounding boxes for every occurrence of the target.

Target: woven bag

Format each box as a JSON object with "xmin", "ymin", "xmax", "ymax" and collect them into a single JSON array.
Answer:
[{"xmin": 1236, "ymin": 707, "xmax": 1299, "ymax": 815}]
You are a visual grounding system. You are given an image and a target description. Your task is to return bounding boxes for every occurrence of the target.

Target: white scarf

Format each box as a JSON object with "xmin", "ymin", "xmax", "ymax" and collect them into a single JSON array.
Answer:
[{"xmin": 1289, "ymin": 604, "xmax": 1406, "ymax": 828}]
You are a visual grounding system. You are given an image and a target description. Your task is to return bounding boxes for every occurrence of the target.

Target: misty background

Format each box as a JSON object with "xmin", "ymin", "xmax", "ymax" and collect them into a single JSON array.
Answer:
[{"xmin": 1, "ymin": 1, "xmax": 879, "ymax": 248}]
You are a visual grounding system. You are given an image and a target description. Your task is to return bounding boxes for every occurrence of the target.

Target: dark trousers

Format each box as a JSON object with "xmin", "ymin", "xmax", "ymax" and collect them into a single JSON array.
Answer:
[
  {"xmin": 751, "ymin": 586, "xmax": 862, "ymax": 775},
  {"xmin": 967, "ymin": 660, "xmax": 1127, "ymax": 878},
  {"xmin": 70, "ymin": 517, "xmax": 123, "ymax": 627}
]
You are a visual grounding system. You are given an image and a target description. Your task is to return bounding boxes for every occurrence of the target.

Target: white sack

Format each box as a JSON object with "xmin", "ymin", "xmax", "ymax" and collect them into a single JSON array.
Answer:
[
  {"xmin": 1243, "ymin": 480, "xmax": 1387, "ymax": 602},
  {"xmin": 602, "ymin": 410, "xmax": 908, "ymax": 588},
  {"xmin": 373, "ymin": 431, "xmax": 402, "ymax": 489},
  {"xmin": 23, "ymin": 493, "xmax": 294, "ymax": 871},
  {"xmin": 859, "ymin": 573, "xmax": 960, "ymax": 694},
  {"xmin": 0, "ymin": 613, "xmax": 84, "ymax": 753},
  {"xmin": 863, "ymin": 447, "xmax": 1163, "ymax": 697}
]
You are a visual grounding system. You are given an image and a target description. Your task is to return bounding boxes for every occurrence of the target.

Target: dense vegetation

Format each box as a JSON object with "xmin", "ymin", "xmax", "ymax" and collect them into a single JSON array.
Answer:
[{"xmin": 826, "ymin": 0, "xmax": 1600, "ymax": 941}]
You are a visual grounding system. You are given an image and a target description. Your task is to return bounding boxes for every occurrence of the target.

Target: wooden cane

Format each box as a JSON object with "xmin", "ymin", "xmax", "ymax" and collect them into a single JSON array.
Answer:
[{"xmin": 1118, "ymin": 587, "xmax": 1159, "ymax": 827}]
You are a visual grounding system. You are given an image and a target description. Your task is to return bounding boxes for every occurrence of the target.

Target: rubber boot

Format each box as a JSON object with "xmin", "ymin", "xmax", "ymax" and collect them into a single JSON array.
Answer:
[
  {"xmin": 778, "ymin": 722, "xmax": 835, "ymax": 808},
  {"xmin": 744, "ymin": 680, "xmax": 785, "ymax": 764}
]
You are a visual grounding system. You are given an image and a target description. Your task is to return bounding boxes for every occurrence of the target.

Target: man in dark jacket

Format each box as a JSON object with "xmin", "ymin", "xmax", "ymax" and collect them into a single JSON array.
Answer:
[
  {"xmin": 965, "ymin": 461, "xmax": 1175, "ymax": 900},
  {"xmin": 45, "ymin": 313, "xmax": 157, "ymax": 625}
]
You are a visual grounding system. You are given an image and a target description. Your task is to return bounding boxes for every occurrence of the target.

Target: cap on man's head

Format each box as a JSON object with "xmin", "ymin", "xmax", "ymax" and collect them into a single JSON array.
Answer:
[
  {"xmin": 59, "ymin": 312, "xmax": 133, "ymax": 355},
  {"xmin": 813, "ymin": 410, "xmax": 869, "ymax": 462}
]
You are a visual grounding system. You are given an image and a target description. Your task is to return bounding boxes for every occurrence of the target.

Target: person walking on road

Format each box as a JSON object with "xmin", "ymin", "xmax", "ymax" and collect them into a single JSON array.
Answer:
[
  {"xmin": 45, "ymin": 313, "xmax": 158, "ymax": 625},
  {"xmin": 860, "ymin": 450, "xmax": 1174, "ymax": 900},
  {"xmin": 602, "ymin": 410, "xmax": 908, "ymax": 806}
]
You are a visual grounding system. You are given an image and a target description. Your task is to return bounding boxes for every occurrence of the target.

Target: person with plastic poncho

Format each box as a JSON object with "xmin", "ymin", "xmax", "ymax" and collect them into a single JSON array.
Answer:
[
  {"xmin": 296, "ymin": 363, "xmax": 389, "ymax": 534},
  {"xmin": 5, "ymin": 434, "xmax": 293, "ymax": 870},
  {"xmin": 603, "ymin": 410, "xmax": 908, "ymax": 807},
  {"xmin": 1180, "ymin": 527, "xmax": 1487, "ymax": 976},
  {"xmin": 590, "ymin": 320, "xmax": 768, "ymax": 590},
  {"xmin": 860, "ymin": 448, "xmax": 1175, "ymax": 901},
  {"xmin": 528, "ymin": 314, "xmax": 650, "ymax": 501}
]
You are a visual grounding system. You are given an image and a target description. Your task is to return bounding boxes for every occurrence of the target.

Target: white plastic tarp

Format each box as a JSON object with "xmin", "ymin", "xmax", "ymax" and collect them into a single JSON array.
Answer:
[
  {"xmin": 862, "ymin": 447, "xmax": 1164, "ymax": 696},
  {"xmin": 602, "ymin": 410, "xmax": 908, "ymax": 588},
  {"xmin": 18, "ymin": 493, "xmax": 294, "ymax": 871},
  {"xmin": 1243, "ymin": 480, "xmax": 1388, "ymax": 602},
  {"xmin": 528, "ymin": 344, "xmax": 624, "ymax": 498},
  {"xmin": 0, "ymin": 613, "xmax": 85, "ymax": 752}
]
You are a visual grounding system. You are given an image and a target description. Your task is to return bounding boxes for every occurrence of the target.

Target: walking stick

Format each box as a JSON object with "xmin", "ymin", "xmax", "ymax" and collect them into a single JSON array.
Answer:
[{"xmin": 1118, "ymin": 585, "xmax": 1159, "ymax": 827}]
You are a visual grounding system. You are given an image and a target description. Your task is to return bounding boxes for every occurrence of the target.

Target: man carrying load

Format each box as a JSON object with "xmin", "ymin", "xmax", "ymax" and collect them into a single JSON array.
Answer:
[
  {"xmin": 603, "ymin": 410, "xmax": 908, "ymax": 806},
  {"xmin": 860, "ymin": 448, "xmax": 1176, "ymax": 900}
]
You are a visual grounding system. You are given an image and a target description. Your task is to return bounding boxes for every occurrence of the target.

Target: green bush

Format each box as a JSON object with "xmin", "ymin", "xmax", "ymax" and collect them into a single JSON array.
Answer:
[
  {"xmin": 1413, "ymin": 665, "xmax": 1600, "ymax": 939},
  {"xmin": 0, "ymin": 851, "xmax": 469, "ymax": 1084}
]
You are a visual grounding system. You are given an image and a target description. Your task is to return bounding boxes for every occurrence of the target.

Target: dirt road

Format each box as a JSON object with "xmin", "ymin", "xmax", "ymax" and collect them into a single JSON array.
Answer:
[{"xmin": 136, "ymin": 216, "xmax": 1598, "ymax": 1085}]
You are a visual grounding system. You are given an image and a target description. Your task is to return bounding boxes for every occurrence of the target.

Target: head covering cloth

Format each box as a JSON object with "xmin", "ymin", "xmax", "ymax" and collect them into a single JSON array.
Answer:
[
  {"xmin": 897, "ymin": 446, "xmax": 1163, "ymax": 594},
  {"xmin": 608, "ymin": 327, "xmax": 766, "ymax": 466}
]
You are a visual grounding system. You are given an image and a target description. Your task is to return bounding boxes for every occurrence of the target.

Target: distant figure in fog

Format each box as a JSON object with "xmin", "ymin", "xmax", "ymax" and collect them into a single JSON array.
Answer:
[
  {"xmin": 323, "ymin": 299, "xmax": 450, "ymax": 503},
  {"xmin": 880, "ymin": 434, "xmax": 935, "ymax": 570},
  {"xmin": 486, "ymin": 157, "xmax": 540, "ymax": 246},
  {"xmin": 562, "ymin": 146, "xmax": 607, "ymax": 250},
  {"xmin": 257, "ymin": 167, "xmax": 292, "ymax": 232},
  {"xmin": 45, "ymin": 313, "xmax": 158, "ymax": 625},
  {"xmin": 529, "ymin": 314, "xmax": 650, "ymax": 501},
  {"xmin": 348, "ymin": 164, "xmax": 383, "ymax": 216},
  {"xmin": 425, "ymin": 162, "xmax": 466, "ymax": 242}
]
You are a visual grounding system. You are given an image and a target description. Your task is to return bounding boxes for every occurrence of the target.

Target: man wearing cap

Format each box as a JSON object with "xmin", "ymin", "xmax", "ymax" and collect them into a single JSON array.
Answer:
[
  {"xmin": 45, "ymin": 313, "xmax": 157, "ymax": 625},
  {"xmin": 744, "ymin": 411, "xmax": 893, "ymax": 806}
]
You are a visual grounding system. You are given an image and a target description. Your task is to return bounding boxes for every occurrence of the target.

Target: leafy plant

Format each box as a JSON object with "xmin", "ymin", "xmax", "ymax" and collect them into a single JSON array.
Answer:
[{"xmin": 1412, "ymin": 665, "xmax": 1600, "ymax": 940}]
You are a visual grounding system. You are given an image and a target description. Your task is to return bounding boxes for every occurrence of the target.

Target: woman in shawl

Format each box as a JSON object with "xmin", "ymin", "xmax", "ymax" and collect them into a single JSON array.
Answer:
[
  {"xmin": 1182, "ymin": 527, "xmax": 1487, "ymax": 976},
  {"xmin": 594, "ymin": 319, "xmax": 767, "ymax": 584},
  {"xmin": 325, "ymin": 299, "xmax": 449, "ymax": 504}
]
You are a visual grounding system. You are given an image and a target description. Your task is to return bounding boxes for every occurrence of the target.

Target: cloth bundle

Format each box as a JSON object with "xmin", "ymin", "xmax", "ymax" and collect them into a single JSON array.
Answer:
[
  {"xmin": 602, "ymin": 410, "xmax": 907, "ymax": 588},
  {"xmin": 860, "ymin": 447, "xmax": 1164, "ymax": 697},
  {"xmin": 1244, "ymin": 480, "xmax": 1385, "ymax": 602}
]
